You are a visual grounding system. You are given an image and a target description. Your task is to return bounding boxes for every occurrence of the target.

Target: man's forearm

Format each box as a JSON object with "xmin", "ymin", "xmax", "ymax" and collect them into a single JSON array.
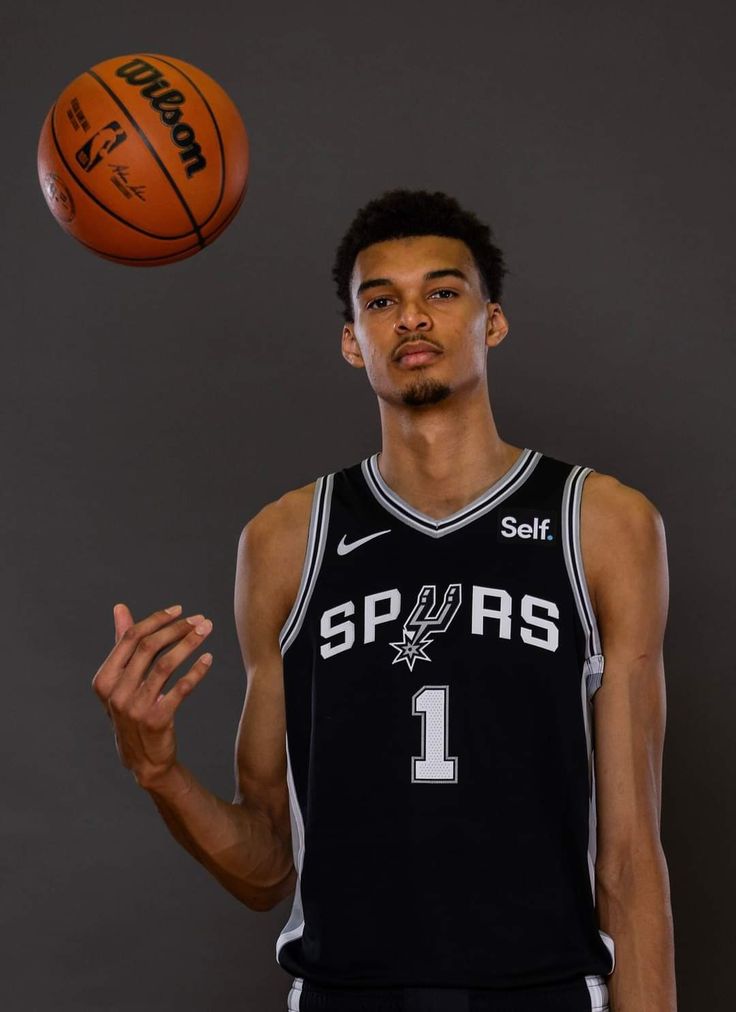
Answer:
[
  {"xmin": 140, "ymin": 762, "xmax": 296, "ymax": 912},
  {"xmin": 595, "ymin": 844, "xmax": 677, "ymax": 1011}
]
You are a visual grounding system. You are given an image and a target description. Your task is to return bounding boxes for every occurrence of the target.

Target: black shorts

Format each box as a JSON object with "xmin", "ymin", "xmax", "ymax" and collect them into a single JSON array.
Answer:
[{"xmin": 287, "ymin": 974, "xmax": 609, "ymax": 1011}]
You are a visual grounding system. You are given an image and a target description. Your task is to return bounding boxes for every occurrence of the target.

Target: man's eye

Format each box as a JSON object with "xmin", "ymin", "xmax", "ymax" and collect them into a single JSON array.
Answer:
[{"xmin": 366, "ymin": 290, "xmax": 457, "ymax": 310}]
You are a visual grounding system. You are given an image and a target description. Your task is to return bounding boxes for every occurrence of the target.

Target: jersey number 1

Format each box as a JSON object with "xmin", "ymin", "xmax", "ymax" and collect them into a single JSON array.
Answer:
[{"xmin": 412, "ymin": 685, "xmax": 458, "ymax": 783}]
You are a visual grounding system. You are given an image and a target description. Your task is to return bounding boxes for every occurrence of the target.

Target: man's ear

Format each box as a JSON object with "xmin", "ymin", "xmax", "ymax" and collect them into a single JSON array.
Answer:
[
  {"xmin": 485, "ymin": 302, "xmax": 509, "ymax": 349},
  {"xmin": 342, "ymin": 324, "xmax": 366, "ymax": 368}
]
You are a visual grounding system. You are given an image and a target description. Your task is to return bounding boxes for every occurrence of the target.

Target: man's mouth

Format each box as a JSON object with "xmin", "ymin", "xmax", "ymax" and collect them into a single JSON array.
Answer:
[
  {"xmin": 394, "ymin": 340, "xmax": 443, "ymax": 368},
  {"xmin": 395, "ymin": 350, "xmax": 442, "ymax": 368}
]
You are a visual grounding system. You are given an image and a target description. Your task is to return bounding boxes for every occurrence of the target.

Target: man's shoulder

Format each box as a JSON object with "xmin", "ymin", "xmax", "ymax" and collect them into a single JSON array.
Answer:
[
  {"xmin": 235, "ymin": 479, "xmax": 321, "ymax": 633},
  {"xmin": 579, "ymin": 469, "xmax": 666, "ymax": 617},
  {"xmin": 246, "ymin": 455, "xmax": 356, "ymax": 542},
  {"xmin": 242, "ymin": 478, "xmax": 318, "ymax": 556},
  {"xmin": 581, "ymin": 468, "xmax": 663, "ymax": 532}
]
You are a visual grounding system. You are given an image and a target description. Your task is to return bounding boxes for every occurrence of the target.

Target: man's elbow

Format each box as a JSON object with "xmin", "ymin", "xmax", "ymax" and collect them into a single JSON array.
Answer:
[
  {"xmin": 250, "ymin": 864, "xmax": 298, "ymax": 912},
  {"xmin": 595, "ymin": 834, "xmax": 671, "ymax": 895}
]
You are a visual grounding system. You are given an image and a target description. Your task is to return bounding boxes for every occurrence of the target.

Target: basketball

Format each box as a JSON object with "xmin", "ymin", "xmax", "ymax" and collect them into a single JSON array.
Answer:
[{"xmin": 37, "ymin": 53, "xmax": 250, "ymax": 266}]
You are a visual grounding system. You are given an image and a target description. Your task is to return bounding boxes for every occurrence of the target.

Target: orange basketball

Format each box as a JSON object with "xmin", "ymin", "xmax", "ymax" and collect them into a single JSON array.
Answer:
[{"xmin": 37, "ymin": 53, "xmax": 250, "ymax": 266}]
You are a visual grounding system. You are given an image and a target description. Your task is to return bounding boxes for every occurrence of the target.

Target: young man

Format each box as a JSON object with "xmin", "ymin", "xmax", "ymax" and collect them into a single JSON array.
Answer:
[{"xmin": 93, "ymin": 190, "xmax": 677, "ymax": 1011}]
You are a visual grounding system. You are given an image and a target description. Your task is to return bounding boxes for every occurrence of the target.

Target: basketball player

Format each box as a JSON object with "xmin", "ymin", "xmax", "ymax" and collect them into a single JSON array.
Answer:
[{"xmin": 92, "ymin": 190, "xmax": 677, "ymax": 1011}]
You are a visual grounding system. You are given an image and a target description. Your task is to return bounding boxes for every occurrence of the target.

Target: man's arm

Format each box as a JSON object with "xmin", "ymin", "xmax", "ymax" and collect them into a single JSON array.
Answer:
[
  {"xmin": 229, "ymin": 483, "xmax": 317, "ymax": 907},
  {"xmin": 582, "ymin": 473, "xmax": 677, "ymax": 1011},
  {"xmin": 141, "ymin": 485, "xmax": 313, "ymax": 912}
]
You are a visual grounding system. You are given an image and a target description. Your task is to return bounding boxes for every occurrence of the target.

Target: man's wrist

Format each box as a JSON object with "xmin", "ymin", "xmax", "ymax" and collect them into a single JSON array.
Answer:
[{"xmin": 136, "ymin": 762, "xmax": 192, "ymax": 800}]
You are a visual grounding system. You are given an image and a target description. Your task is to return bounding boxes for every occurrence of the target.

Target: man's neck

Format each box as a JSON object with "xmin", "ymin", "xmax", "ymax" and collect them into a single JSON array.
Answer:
[{"xmin": 376, "ymin": 393, "xmax": 523, "ymax": 521}]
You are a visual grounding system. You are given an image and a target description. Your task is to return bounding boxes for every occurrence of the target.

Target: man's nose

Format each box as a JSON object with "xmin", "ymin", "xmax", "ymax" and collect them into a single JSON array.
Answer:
[{"xmin": 395, "ymin": 308, "xmax": 431, "ymax": 332}]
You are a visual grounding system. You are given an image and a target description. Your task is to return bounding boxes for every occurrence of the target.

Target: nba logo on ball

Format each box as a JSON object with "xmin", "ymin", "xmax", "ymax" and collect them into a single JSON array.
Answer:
[
  {"xmin": 497, "ymin": 509, "xmax": 558, "ymax": 545},
  {"xmin": 37, "ymin": 52, "xmax": 250, "ymax": 266},
  {"xmin": 75, "ymin": 121, "xmax": 127, "ymax": 173}
]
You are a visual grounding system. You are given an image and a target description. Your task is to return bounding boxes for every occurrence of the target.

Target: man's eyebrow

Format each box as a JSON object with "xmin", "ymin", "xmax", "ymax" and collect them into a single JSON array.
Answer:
[{"xmin": 355, "ymin": 268, "xmax": 470, "ymax": 298}]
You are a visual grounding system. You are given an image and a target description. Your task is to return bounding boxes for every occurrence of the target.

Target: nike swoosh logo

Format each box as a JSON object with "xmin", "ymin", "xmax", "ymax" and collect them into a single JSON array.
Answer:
[{"xmin": 337, "ymin": 529, "xmax": 392, "ymax": 556}]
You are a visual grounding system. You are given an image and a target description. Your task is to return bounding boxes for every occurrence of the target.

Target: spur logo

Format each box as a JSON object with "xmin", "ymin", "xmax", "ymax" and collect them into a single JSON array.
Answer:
[
  {"xmin": 319, "ymin": 581, "xmax": 561, "ymax": 663},
  {"xmin": 114, "ymin": 58, "xmax": 207, "ymax": 179},
  {"xmin": 388, "ymin": 583, "xmax": 462, "ymax": 671}
]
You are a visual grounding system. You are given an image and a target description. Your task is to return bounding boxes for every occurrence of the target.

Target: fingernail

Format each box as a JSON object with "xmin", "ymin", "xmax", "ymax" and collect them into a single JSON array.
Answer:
[{"xmin": 165, "ymin": 604, "xmax": 182, "ymax": 615}]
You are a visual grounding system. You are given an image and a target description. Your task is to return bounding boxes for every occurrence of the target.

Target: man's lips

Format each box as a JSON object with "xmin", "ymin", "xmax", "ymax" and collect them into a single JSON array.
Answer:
[
  {"xmin": 394, "ymin": 341, "xmax": 443, "ymax": 367},
  {"xmin": 395, "ymin": 350, "xmax": 442, "ymax": 368}
]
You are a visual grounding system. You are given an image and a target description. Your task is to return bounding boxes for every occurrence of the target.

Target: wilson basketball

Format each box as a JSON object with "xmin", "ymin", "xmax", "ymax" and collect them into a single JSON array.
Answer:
[{"xmin": 37, "ymin": 53, "xmax": 250, "ymax": 266}]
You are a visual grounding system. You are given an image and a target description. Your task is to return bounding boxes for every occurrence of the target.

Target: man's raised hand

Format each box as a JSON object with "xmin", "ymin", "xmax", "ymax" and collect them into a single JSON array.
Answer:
[{"xmin": 91, "ymin": 603, "xmax": 214, "ymax": 789}]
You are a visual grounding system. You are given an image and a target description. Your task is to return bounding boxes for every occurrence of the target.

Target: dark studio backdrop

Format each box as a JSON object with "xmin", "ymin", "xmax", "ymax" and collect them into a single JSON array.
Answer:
[{"xmin": 2, "ymin": 1, "xmax": 733, "ymax": 1009}]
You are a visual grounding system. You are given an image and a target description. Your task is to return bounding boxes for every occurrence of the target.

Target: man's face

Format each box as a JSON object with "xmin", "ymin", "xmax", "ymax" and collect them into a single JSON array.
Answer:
[{"xmin": 341, "ymin": 234, "xmax": 508, "ymax": 408}]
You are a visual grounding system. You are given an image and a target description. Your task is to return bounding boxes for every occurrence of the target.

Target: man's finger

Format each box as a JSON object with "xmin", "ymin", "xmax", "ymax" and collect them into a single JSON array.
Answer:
[
  {"xmin": 113, "ymin": 602, "xmax": 134, "ymax": 642},
  {"xmin": 94, "ymin": 604, "xmax": 184, "ymax": 701},
  {"xmin": 152, "ymin": 653, "xmax": 214, "ymax": 722}
]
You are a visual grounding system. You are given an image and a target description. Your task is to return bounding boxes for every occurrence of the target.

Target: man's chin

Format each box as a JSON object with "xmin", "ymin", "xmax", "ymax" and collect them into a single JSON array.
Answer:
[{"xmin": 400, "ymin": 378, "xmax": 452, "ymax": 407}]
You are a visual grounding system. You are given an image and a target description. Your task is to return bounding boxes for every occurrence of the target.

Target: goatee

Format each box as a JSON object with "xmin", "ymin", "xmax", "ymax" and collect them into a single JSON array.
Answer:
[{"xmin": 401, "ymin": 378, "xmax": 452, "ymax": 407}]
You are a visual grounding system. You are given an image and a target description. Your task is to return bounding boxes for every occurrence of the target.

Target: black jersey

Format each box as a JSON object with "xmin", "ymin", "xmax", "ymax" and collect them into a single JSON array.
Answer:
[{"xmin": 275, "ymin": 447, "xmax": 615, "ymax": 1012}]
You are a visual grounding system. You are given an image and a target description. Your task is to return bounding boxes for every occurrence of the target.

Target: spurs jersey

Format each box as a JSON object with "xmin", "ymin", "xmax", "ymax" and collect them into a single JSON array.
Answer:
[{"xmin": 275, "ymin": 447, "xmax": 615, "ymax": 1011}]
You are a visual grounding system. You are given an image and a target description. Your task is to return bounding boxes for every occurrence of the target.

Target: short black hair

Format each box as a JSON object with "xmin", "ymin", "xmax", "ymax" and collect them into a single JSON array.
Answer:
[{"xmin": 331, "ymin": 188, "xmax": 508, "ymax": 324}]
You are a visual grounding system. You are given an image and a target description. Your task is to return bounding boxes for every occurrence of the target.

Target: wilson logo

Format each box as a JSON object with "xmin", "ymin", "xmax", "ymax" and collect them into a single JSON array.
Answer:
[
  {"xmin": 497, "ymin": 509, "xmax": 557, "ymax": 544},
  {"xmin": 114, "ymin": 58, "xmax": 207, "ymax": 178}
]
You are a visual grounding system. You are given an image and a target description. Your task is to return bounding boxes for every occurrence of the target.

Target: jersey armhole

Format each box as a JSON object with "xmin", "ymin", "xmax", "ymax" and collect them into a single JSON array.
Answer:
[
  {"xmin": 278, "ymin": 473, "xmax": 335, "ymax": 656},
  {"xmin": 562, "ymin": 465, "xmax": 605, "ymax": 700}
]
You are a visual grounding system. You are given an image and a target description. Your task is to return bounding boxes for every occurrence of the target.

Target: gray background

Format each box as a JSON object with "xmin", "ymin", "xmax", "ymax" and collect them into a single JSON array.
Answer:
[{"xmin": 2, "ymin": 0, "xmax": 733, "ymax": 1009}]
